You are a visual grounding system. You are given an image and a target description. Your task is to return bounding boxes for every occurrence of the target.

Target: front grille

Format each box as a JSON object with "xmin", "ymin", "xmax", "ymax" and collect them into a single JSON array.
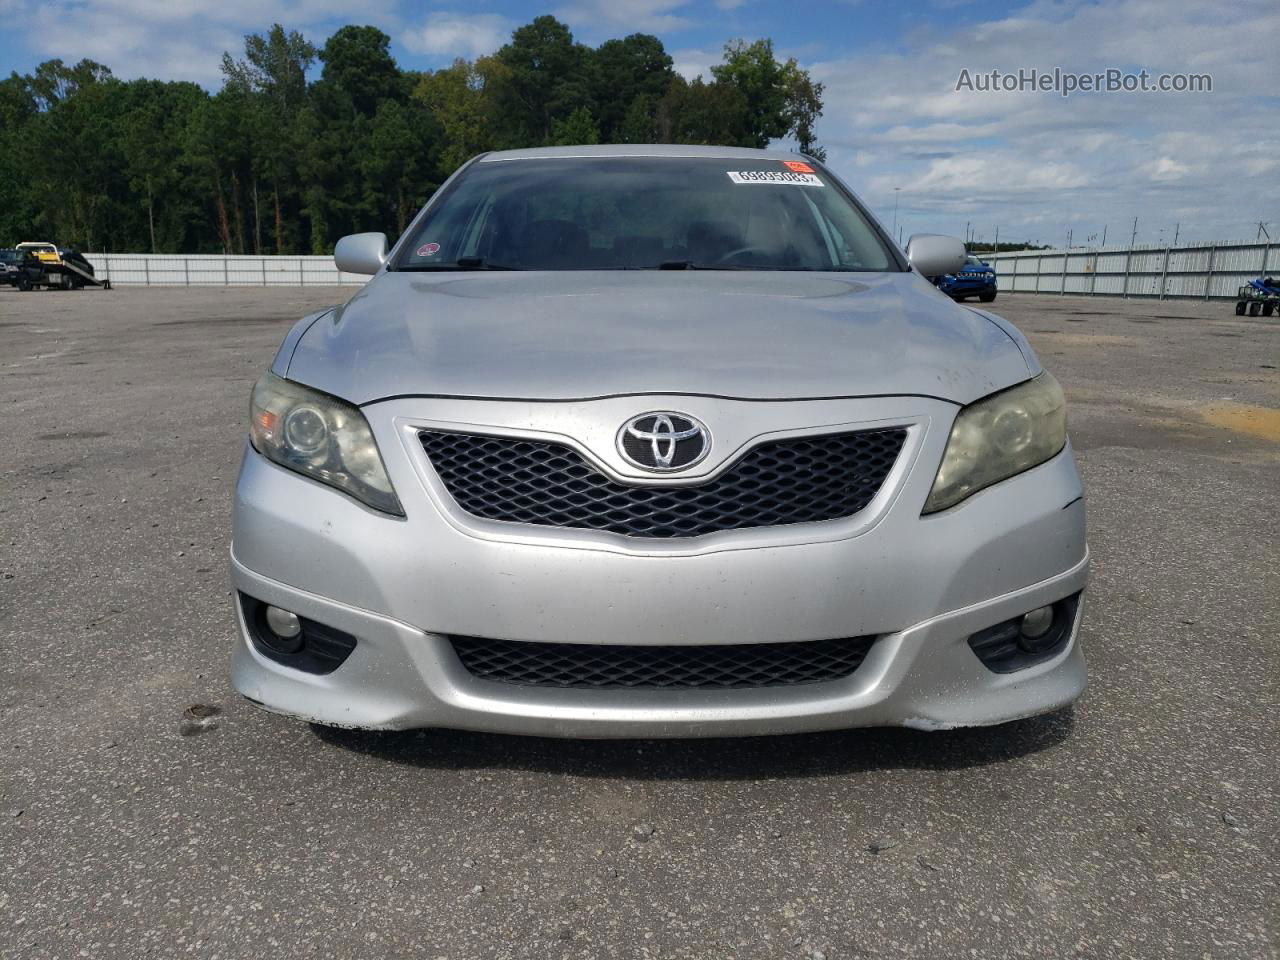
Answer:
[
  {"xmin": 450, "ymin": 635, "xmax": 878, "ymax": 689},
  {"xmin": 419, "ymin": 427, "xmax": 907, "ymax": 539}
]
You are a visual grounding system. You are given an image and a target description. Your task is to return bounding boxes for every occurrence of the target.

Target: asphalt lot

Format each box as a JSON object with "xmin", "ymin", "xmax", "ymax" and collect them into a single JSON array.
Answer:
[{"xmin": 1, "ymin": 286, "xmax": 1277, "ymax": 959}]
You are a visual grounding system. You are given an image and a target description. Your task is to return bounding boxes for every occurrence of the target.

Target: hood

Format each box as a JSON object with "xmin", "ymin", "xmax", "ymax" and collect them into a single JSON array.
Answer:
[{"xmin": 284, "ymin": 270, "xmax": 1032, "ymax": 406}]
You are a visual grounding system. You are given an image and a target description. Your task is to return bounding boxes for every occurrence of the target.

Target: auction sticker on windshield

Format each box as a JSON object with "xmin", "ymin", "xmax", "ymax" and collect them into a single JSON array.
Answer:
[{"xmin": 727, "ymin": 170, "xmax": 824, "ymax": 186}]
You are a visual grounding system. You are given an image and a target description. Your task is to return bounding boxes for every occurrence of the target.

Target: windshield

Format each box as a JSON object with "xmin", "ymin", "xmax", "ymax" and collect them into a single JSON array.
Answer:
[{"xmin": 394, "ymin": 156, "xmax": 898, "ymax": 272}]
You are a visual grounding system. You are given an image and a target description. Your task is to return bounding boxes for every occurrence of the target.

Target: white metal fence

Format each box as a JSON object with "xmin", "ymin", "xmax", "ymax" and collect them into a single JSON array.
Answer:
[
  {"xmin": 985, "ymin": 241, "xmax": 1275, "ymax": 300},
  {"xmin": 84, "ymin": 253, "xmax": 371, "ymax": 286},
  {"xmin": 80, "ymin": 243, "xmax": 1278, "ymax": 298}
]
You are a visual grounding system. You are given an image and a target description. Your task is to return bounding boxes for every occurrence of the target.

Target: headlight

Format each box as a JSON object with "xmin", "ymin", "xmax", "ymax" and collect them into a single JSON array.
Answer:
[
  {"xmin": 923, "ymin": 372, "xmax": 1067, "ymax": 513},
  {"xmin": 249, "ymin": 373, "xmax": 404, "ymax": 516}
]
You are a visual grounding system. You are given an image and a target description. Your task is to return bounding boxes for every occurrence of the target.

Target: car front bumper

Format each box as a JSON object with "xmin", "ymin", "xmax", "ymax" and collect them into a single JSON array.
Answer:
[
  {"xmin": 229, "ymin": 395, "xmax": 1088, "ymax": 738},
  {"xmin": 940, "ymin": 277, "xmax": 997, "ymax": 296}
]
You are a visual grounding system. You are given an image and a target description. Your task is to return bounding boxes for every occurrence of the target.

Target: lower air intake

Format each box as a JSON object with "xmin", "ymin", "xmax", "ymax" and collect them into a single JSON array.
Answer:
[{"xmin": 449, "ymin": 635, "xmax": 878, "ymax": 689}]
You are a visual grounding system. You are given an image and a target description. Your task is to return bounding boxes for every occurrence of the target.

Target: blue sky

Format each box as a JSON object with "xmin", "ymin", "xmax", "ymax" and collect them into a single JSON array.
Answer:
[{"xmin": 1, "ymin": 0, "xmax": 1276, "ymax": 246}]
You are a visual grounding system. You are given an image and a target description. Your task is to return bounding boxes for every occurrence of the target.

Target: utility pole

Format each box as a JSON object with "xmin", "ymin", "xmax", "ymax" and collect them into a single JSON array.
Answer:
[
  {"xmin": 1101, "ymin": 224, "xmax": 1108, "ymax": 247},
  {"xmin": 993, "ymin": 225, "xmax": 999, "ymax": 252},
  {"xmin": 1173, "ymin": 222, "xmax": 1180, "ymax": 245},
  {"xmin": 891, "ymin": 187, "xmax": 900, "ymax": 239},
  {"xmin": 1130, "ymin": 217, "xmax": 1139, "ymax": 247},
  {"xmin": 1259, "ymin": 223, "xmax": 1273, "ymax": 282}
]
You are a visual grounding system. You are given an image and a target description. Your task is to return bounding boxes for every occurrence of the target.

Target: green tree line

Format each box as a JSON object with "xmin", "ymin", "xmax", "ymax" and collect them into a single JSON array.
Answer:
[{"xmin": 0, "ymin": 16, "xmax": 825, "ymax": 255}]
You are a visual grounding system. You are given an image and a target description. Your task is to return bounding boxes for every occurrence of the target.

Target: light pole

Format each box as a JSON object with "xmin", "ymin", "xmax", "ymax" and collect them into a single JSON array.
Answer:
[{"xmin": 891, "ymin": 187, "xmax": 900, "ymax": 241}]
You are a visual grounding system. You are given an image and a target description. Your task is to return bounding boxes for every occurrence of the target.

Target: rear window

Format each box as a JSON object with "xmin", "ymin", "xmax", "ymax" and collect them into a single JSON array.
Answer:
[{"xmin": 394, "ymin": 157, "xmax": 897, "ymax": 272}]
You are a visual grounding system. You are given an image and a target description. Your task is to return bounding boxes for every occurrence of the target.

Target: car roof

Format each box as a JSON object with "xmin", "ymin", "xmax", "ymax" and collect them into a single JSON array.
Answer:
[{"xmin": 479, "ymin": 144, "xmax": 814, "ymax": 163}]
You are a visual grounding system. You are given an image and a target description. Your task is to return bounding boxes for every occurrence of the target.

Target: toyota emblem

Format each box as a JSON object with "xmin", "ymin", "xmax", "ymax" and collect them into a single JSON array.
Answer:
[{"xmin": 617, "ymin": 412, "xmax": 710, "ymax": 471}]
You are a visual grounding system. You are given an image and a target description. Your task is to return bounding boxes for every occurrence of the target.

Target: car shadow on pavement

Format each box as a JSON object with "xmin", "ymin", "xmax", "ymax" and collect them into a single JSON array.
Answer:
[{"xmin": 309, "ymin": 708, "xmax": 1073, "ymax": 780}]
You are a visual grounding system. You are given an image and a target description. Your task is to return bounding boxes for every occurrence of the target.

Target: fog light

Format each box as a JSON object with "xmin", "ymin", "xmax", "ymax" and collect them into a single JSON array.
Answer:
[
  {"xmin": 1020, "ymin": 605, "xmax": 1054, "ymax": 640},
  {"xmin": 265, "ymin": 606, "xmax": 302, "ymax": 639},
  {"xmin": 969, "ymin": 593, "xmax": 1081, "ymax": 673},
  {"xmin": 239, "ymin": 593, "xmax": 357, "ymax": 673}
]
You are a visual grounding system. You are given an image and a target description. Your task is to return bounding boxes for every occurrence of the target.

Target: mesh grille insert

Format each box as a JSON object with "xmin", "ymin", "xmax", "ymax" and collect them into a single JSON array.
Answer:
[
  {"xmin": 450, "ymin": 635, "xmax": 878, "ymax": 689},
  {"xmin": 419, "ymin": 427, "xmax": 907, "ymax": 539}
]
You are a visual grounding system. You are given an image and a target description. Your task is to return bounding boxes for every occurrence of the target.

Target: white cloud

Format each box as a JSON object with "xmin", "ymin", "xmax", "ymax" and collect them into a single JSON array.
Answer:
[
  {"xmin": 670, "ymin": 46, "xmax": 718, "ymax": 81},
  {"xmin": 876, "ymin": 122, "xmax": 1003, "ymax": 143},
  {"xmin": 809, "ymin": 0, "xmax": 1280, "ymax": 244},
  {"xmin": 401, "ymin": 12, "xmax": 511, "ymax": 59},
  {"xmin": 1144, "ymin": 156, "xmax": 1190, "ymax": 182},
  {"xmin": 911, "ymin": 155, "xmax": 1089, "ymax": 193},
  {"xmin": 12, "ymin": 0, "xmax": 398, "ymax": 84},
  {"xmin": 553, "ymin": 0, "xmax": 693, "ymax": 34}
]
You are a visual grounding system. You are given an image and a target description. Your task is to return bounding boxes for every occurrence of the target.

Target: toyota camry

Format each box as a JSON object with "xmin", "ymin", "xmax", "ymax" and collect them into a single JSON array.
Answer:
[{"xmin": 231, "ymin": 144, "xmax": 1087, "ymax": 737}]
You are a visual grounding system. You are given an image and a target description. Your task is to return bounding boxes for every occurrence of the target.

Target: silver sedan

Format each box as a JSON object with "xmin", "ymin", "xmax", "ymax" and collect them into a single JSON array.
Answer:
[{"xmin": 230, "ymin": 144, "xmax": 1087, "ymax": 738}]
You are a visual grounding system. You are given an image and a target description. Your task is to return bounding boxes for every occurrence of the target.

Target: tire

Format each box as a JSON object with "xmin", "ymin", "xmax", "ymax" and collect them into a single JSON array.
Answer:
[
  {"xmin": 17, "ymin": 276, "xmax": 31, "ymax": 291},
  {"xmin": 1248, "ymin": 302, "xmax": 1261, "ymax": 316},
  {"xmin": 70, "ymin": 277, "xmax": 84, "ymax": 290},
  {"xmin": 1264, "ymin": 303, "xmax": 1275, "ymax": 317},
  {"xmin": 1235, "ymin": 301, "xmax": 1247, "ymax": 315},
  {"xmin": 979, "ymin": 289, "xmax": 997, "ymax": 303}
]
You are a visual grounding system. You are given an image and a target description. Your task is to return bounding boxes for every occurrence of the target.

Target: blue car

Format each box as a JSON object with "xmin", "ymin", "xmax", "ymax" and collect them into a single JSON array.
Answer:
[{"xmin": 936, "ymin": 255, "xmax": 997, "ymax": 302}]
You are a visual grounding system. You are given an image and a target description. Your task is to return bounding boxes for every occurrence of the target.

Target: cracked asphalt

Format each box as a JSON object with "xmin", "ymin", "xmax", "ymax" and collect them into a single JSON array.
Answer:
[{"xmin": 1, "ymin": 287, "xmax": 1277, "ymax": 959}]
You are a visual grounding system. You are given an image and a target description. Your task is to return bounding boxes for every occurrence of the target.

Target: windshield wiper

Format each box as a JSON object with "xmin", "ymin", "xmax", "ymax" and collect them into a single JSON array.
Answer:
[
  {"xmin": 398, "ymin": 256, "xmax": 522, "ymax": 271},
  {"xmin": 454, "ymin": 256, "xmax": 520, "ymax": 270},
  {"xmin": 658, "ymin": 261, "xmax": 863, "ymax": 272},
  {"xmin": 657, "ymin": 260, "xmax": 744, "ymax": 270}
]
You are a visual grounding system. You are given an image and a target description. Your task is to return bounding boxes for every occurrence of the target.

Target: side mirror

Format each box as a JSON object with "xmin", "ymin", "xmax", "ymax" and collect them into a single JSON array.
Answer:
[
  {"xmin": 905, "ymin": 234, "xmax": 967, "ymax": 278},
  {"xmin": 334, "ymin": 232, "xmax": 388, "ymax": 276}
]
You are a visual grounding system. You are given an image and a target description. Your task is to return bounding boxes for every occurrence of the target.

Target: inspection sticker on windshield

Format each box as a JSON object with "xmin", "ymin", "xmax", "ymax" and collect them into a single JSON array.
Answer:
[{"xmin": 727, "ymin": 170, "xmax": 823, "ymax": 186}]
